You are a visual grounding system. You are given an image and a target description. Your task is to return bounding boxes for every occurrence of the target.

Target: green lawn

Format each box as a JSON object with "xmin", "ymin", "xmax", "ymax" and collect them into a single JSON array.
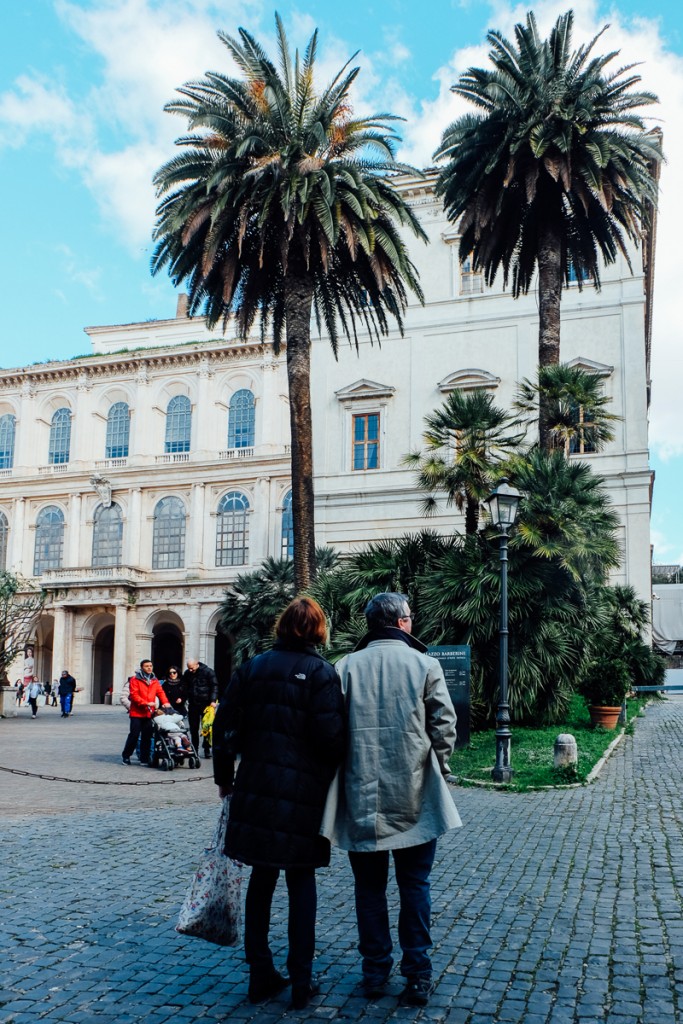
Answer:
[{"xmin": 448, "ymin": 694, "xmax": 651, "ymax": 791}]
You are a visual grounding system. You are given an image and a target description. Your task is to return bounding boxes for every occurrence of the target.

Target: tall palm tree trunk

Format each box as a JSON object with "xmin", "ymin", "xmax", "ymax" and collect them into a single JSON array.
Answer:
[
  {"xmin": 465, "ymin": 497, "xmax": 479, "ymax": 535},
  {"xmin": 284, "ymin": 272, "xmax": 317, "ymax": 592},
  {"xmin": 537, "ymin": 221, "xmax": 562, "ymax": 450}
]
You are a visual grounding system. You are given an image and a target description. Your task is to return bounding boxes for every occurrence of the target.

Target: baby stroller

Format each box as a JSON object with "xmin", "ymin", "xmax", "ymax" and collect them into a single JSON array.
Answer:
[{"xmin": 151, "ymin": 713, "xmax": 201, "ymax": 771}]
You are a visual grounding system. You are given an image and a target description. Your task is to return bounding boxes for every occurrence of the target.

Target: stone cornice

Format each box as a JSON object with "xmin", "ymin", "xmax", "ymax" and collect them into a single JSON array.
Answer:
[{"xmin": 0, "ymin": 339, "xmax": 272, "ymax": 391}]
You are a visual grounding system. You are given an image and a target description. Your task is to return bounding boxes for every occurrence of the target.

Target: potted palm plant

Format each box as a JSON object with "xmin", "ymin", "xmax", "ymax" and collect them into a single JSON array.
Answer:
[{"xmin": 579, "ymin": 653, "xmax": 631, "ymax": 729}]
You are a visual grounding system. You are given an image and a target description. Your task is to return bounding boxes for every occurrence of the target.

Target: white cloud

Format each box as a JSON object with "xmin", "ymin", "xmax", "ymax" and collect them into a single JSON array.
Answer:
[{"xmin": 0, "ymin": 75, "xmax": 82, "ymax": 149}]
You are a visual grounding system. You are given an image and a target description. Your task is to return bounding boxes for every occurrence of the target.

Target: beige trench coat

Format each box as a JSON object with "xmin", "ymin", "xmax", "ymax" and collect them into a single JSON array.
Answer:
[{"xmin": 321, "ymin": 638, "xmax": 462, "ymax": 851}]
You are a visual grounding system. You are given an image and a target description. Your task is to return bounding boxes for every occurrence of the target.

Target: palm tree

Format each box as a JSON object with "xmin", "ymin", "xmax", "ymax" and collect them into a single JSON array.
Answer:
[
  {"xmin": 404, "ymin": 390, "xmax": 525, "ymax": 534},
  {"xmin": 515, "ymin": 364, "xmax": 619, "ymax": 455},
  {"xmin": 507, "ymin": 447, "xmax": 621, "ymax": 583},
  {"xmin": 218, "ymin": 547, "xmax": 339, "ymax": 663},
  {"xmin": 152, "ymin": 14, "xmax": 426, "ymax": 590},
  {"xmin": 434, "ymin": 10, "xmax": 661, "ymax": 449}
]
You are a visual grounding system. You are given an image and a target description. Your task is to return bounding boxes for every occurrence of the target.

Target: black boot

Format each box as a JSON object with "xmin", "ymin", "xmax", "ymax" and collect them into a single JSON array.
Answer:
[{"xmin": 247, "ymin": 968, "xmax": 289, "ymax": 1004}]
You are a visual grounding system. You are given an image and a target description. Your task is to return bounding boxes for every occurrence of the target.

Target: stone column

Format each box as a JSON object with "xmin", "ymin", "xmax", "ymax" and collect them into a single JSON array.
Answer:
[
  {"xmin": 250, "ymin": 477, "xmax": 271, "ymax": 563},
  {"xmin": 127, "ymin": 488, "xmax": 142, "ymax": 566},
  {"xmin": 112, "ymin": 602, "xmax": 129, "ymax": 702},
  {"xmin": 68, "ymin": 493, "xmax": 82, "ymax": 566},
  {"xmin": 189, "ymin": 483, "xmax": 206, "ymax": 568},
  {"xmin": 195, "ymin": 357, "xmax": 212, "ymax": 455},
  {"xmin": 52, "ymin": 606, "xmax": 67, "ymax": 680},
  {"xmin": 10, "ymin": 497, "xmax": 25, "ymax": 573},
  {"xmin": 186, "ymin": 602, "xmax": 201, "ymax": 661}
]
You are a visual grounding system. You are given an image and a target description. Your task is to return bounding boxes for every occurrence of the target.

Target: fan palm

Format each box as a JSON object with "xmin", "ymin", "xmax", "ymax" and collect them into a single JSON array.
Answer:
[
  {"xmin": 404, "ymin": 390, "xmax": 525, "ymax": 534},
  {"xmin": 152, "ymin": 14, "xmax": 426, "ymax": 590},
  {"xmin": 515, "ymin": 364, "xmax": 619, "ymax": 455},
  {"xmin": 434, "ymin": 10, "xmax": 661, "ymax": 448},
  {"xmin": 218, "ymin": 547, "xmax": 339, "ymax": 663}
]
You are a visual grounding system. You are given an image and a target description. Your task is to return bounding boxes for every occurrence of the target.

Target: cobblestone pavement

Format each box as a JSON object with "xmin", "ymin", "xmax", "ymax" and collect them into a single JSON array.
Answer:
[{"xmin": 2, "ymin": 700, "xmax": 683, "ymax": 1024}]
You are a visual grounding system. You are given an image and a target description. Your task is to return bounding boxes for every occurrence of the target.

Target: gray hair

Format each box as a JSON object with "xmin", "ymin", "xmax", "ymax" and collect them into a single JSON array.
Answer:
[{"xmin": 364, "ymin": 592, "xmax": 410, "ymax": 629}]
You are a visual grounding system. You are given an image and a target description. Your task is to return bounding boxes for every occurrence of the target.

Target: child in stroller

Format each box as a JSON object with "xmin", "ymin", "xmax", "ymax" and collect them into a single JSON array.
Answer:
[{"xmin": 152, "ymin": 709, "xmax": 201, "ymax": 770}]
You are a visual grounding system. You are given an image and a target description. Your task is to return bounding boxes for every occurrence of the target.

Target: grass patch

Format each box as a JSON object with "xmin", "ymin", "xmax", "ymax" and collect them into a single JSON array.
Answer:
[{"xmin": 448, "ymin": 694, "xmax": 650, "ymax": 791}]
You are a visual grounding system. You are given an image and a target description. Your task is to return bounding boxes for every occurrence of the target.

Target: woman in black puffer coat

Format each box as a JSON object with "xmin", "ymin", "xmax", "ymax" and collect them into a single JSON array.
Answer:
[{"xmin": 213, "ymin": 597, "xmax": 345, "ymax": 1011}]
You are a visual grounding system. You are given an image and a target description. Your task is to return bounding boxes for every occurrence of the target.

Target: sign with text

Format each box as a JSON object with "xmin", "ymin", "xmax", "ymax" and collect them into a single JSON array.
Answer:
[{"xmin": 427, "ymin": 645, "xmax": 470, "ymax": 748}]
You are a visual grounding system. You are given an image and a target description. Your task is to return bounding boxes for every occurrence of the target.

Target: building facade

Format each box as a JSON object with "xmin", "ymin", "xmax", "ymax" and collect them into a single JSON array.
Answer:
[{"xmin": 0, "ymin": 175, "xmax": 655, "ymax": 700}]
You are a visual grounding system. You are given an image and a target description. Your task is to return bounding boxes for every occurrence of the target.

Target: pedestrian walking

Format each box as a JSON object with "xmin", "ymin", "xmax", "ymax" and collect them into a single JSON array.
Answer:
[
  {"xmin": 43, "ymin": 680, "xmax": 52, "ymax": 706},
  {"xmin": 322, "ymin": 592, "xmax": 460, "ymax": 1007},
  {"xmin": 182, "ymin": 658, "xmax": 218, "ymax": 757},
  {"xmin": 58, "ymin": 671, "xmax": 77, "ymax": 717},
  {"xmin": 50, "ymin": 680, "xmax": 58, "ymax": 707},
  {"xmin": 14, "ymin": 680, "xmax": 23, "ymax": 706},
  {"xmin": 213, "ymin": 597, "xmax": 345, "ymax": 1010},
  {"xmin": 26, "ymin": 677, "xmax": 42, "ymax": 718},
  {"xmin": 121, "ymin": 660, "xmax": 172, "ymax": 766}
]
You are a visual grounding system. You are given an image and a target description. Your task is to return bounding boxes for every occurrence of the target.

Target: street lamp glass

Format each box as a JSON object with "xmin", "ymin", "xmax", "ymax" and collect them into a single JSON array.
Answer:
[{"xmin": 486, "ymin": 479, "xmax": 521, "ymax": 528}]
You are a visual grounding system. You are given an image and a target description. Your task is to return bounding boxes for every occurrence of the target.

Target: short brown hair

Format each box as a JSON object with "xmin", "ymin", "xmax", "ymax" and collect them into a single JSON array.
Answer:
[{"xmin": 275, "ymin": 597, "xmax": 327, "ymax": 645}]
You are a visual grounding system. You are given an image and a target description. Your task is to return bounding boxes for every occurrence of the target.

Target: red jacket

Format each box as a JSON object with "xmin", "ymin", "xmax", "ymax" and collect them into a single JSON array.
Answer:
[{"xmin": 128, "ymin": 672, "xmax": 170, "ymax": 718}]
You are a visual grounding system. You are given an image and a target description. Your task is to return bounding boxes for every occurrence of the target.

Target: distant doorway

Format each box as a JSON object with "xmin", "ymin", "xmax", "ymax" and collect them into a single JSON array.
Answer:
[
  {"xmin": 93, "ymin": 625, "xmax": 114, "ymax": 703},
  {"xmin": 152, "ymin": 623, "xmax": 184, "ymax": 681}
]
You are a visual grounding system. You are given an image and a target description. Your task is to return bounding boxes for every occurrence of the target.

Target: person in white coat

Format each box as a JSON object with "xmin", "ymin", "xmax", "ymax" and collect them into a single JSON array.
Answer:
[{"xmin": 322, "ymin": 592, "xmax": 460, "ymax": 1007}]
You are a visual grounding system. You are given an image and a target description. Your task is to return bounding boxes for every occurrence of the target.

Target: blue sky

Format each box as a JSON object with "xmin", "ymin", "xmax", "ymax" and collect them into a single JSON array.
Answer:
[{"xmin": 1, "ymin": 0, "xmax": 682, "ymax": 561}]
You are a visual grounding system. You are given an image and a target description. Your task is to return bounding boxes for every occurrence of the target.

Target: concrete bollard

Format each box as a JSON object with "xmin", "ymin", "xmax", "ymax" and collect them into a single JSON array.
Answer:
[{"xmin": 554, "ymin": 733, "xmax": 578, "ymax": 769}]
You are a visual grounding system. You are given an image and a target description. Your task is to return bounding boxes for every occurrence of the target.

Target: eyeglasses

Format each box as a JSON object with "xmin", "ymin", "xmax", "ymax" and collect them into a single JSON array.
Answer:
[{"xmin": 400, "ymin": 613, "xmax": 413, "ymax": 621}]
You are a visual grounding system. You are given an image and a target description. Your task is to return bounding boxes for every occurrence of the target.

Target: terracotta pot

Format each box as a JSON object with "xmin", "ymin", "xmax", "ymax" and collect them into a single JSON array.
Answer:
[{"xmin": 588, "ymin": 705, "xmax": 622, "ymax": 730}]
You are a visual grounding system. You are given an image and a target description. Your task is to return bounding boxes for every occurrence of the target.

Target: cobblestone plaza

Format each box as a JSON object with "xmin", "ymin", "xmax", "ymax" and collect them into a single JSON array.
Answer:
[{"xmin": 2, "ymin": 701, "xmax": 682, "ymax": 1024}]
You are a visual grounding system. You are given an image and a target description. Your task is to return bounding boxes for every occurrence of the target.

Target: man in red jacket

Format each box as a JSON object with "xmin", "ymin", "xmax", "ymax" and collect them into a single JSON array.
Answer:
[{"xmin": 121, "ymin": 660, "xmax": 172, "ymax": 766}]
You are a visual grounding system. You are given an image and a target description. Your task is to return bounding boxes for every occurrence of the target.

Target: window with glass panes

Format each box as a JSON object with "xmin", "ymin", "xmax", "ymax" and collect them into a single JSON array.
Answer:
[
  {"xmin": 34, "ymin": 506, "xmax": 65, "ymax": 574},
  {"xmin": 92, "ymin": 503, "xmax": 123, "ymax": 567},
  {"xmin": 0, "ymin": 511, "xmax": 8, "ymax": 570},
  {"xmin": 0, "ymin": 414, "xmax": 16, "ymax": 469},
  {"xmin": 105, "ymin": 403, "xmax": 130, "ymax": 458},
  {"xmin": 228, "ymin": 390, "xmax": 255, "ymax": 448},
  {"xmin": 48, "ymin": 408, "xmax": 71, "ymax": 465},
  {"xmin": 152, "ymin": 496, "xmax": 186, "ymax": 569},
  {"xmin": 164, "ymin": 395, "xmax": 191, "ymax": 453},
  {"xmin": 281, "ymin": 490, "xmax": 293, "ymax": 559},
  {"xmin": 352, "ymin": 413, "xmax": 380, "ymax": 471},
  {"xmin": 215, "ymin": 491, "xmax": 250, "ymax": 566}
]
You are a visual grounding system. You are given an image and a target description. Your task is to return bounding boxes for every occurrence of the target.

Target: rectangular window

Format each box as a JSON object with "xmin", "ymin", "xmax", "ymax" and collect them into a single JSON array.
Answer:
[
  {"xmin": 353, "ymin": 413, "xmax": 380, "ymax": 471},
  {"xmin": 460, "ymin": 255, "xmax": 484, "ymax": 296}
]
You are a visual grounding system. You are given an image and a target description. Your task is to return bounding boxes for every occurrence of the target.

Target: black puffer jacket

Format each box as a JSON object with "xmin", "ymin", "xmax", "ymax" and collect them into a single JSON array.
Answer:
[
  {"xmin": 182, "ymin": 663, "xmax": 218, "ymax": 708},
  {"xmin": 213, "ymin": 642, "xmax": 345, "ymax": 869}
]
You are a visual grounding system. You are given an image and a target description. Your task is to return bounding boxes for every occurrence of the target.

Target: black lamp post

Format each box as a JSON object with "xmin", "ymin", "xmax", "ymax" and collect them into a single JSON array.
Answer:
[{"xmin": 485, "ymin": 478, "xmax": 521, "ymax": 783}]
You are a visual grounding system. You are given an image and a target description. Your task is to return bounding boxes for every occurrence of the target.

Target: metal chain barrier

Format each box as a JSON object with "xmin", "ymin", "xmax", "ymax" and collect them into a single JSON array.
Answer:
[{"xmin": 0, "ymin": 764, "xmax": 214, "ymax": 786}]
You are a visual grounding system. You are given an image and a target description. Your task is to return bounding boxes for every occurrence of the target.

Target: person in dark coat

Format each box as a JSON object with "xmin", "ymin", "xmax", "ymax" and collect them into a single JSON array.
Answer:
[
  {"xmin": 182, "ymin": 659, "xmax": 218, "ymax": 757},
  {"xmin": 213, "ymin": 597, "xmax": 345, "ymax": 1011},
  {"xmin": 58, "ymin": 671, "xmax": 77, "ymax": 717},
  {"xmin": 162, "ymin": 666, "xmax": 187, "ymax": 715}
]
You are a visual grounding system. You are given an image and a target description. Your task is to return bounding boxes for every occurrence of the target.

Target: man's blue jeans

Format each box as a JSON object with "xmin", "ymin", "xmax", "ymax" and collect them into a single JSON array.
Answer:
[{"xmin": 348, "ymin": 838, "xmax": 437, "ymax": 984}]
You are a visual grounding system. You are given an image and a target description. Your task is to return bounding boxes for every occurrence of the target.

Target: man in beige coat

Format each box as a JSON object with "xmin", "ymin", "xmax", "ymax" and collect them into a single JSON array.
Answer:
[{"xmin": 322, "ymin": 592, "xmax": 460, "ymax": 1007}]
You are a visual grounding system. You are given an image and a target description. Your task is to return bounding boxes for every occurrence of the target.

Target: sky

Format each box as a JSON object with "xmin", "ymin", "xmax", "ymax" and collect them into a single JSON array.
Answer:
[{"xmin": 1, "ymin": 0, "xmax": 682, "ymax": 563}]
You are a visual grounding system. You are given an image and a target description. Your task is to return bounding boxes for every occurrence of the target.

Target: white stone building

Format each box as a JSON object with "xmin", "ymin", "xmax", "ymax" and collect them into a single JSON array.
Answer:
[{"xmin": 0, "ymin": 174, "xmax": 655, "ymax": 701}]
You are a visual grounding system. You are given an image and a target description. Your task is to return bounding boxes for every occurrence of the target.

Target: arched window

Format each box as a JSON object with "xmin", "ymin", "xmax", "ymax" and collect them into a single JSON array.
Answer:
[
  {"xmin": 0, "ymin": 510, "xmax": 8, "ymax": 570},
  {"xmin": 216, "ymin": 491, "xmax": 250, "ymax": 566},
  {"xmin": 34, "ymin": 506, "xmax": 65, "ymax": 575},
  {"xmin": 152, "ymin": 496, "xmax": 186, "ymax": 570},
  {"xmin": 92, "ymin": 503, "xmax": 123, "ymax": 567},
  {"xmin": 164, "ymin": 395, "xmax": 191, "ymax": 454},
  {"xmin": 0, "ymin": 414, "xmax": 16, "ymax": 469},
  {"xmin": 281, "ymin": 490, "xmax": 293, "ymax": 559},
  {"xmin": 48, "ymin": 408, "xmax": 71, "ymax": 465},
  {"xmin": 228, "ymin": 389, "xmax": 255, "ymax": 448},
  {"xmin": 105, "ymin": 402, "xmax": 130, "ymax": 459}
]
